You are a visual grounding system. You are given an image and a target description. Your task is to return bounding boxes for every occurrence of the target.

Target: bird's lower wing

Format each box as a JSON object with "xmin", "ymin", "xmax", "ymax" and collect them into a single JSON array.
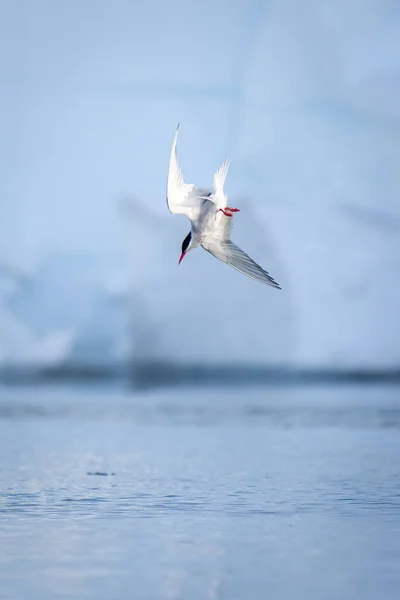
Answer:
[{"xmin": 203, "ymin": 240, "xmax": 282, "ymax": 289}]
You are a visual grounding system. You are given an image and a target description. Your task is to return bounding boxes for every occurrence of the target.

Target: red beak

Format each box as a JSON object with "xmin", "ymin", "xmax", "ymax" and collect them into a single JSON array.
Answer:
[{"xmin": 178, "ymin": 252, "xmax": 186, "ymax": 264}]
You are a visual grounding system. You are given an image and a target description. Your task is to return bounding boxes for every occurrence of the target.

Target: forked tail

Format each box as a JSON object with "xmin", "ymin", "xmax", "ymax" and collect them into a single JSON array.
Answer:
[{"xmin": 213, "ymin": 158, "xmax": 231, "ymax": 195}]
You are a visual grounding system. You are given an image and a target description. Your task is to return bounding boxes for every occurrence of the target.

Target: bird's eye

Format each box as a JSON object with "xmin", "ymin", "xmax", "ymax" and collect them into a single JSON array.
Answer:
[{"xmin": 181, "ymin": 231, "xmax": 191, "ymax": 253}]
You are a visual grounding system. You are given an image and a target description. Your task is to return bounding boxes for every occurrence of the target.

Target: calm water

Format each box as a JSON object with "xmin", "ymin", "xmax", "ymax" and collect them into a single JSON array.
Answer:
[{"xmin": 0, "ymin": 384, "xmax": 400, "ymax": 600}]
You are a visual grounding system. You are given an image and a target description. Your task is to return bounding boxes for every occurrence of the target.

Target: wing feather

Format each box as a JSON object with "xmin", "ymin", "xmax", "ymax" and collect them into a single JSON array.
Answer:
[
  {"xmin": 166, "ymin": 124, "xmax": 209, "ymax": 221},
  {"xmin": 203, "ymin": 239, "xmax": 281, "ymax": 289}
]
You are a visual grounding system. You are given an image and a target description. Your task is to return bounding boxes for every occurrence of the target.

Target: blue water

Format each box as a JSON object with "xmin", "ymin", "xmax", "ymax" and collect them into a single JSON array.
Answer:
[{"xmin": 1, "ymin": 385, "xmax": 400, "ymax": 600}]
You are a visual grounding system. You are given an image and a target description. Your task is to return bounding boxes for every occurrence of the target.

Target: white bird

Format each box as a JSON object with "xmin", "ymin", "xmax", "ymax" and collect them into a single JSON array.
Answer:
[{"xmin": 166, "ymin": 124, "xmax": 281, "ymax": 289}]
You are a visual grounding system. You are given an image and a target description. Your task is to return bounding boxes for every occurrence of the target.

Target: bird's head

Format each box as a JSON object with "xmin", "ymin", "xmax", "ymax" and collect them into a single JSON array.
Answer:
[{"xmin": 178, "ymin": 231, "xmax": 193, "ymax": 264}]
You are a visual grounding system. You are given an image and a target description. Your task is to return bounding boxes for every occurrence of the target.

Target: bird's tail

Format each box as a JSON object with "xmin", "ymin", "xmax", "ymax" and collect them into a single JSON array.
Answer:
[{"xmin": 213, "ymin": 158, "xmax": 231, "ymax": 195}]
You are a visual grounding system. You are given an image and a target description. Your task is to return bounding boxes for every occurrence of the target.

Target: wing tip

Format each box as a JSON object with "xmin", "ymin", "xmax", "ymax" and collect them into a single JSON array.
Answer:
[{"xmin": 267, "ymin": 276, "xmax": 282, "ymax": 290}]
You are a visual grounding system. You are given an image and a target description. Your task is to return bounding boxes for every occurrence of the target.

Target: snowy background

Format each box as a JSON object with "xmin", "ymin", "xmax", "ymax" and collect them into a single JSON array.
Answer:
[{"xmin": 0, "ymin": 0, "xmax": 399, "ymax": 370}]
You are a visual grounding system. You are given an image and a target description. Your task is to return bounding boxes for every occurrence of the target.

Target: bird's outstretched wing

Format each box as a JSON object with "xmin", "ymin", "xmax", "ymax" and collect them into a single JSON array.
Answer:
[
  {"xmin": 203, "ymin": 239, "xmax": 282, "ymax": 289},
  {"xmin": 166, "ymin": 124, "xmax": 210, "ymax": 222}
]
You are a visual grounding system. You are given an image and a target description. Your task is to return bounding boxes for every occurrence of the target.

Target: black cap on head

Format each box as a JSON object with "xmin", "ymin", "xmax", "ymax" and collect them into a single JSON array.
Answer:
[{"xmin": 181, "ymin": 231, "xmax": 192, "ymax": 253}]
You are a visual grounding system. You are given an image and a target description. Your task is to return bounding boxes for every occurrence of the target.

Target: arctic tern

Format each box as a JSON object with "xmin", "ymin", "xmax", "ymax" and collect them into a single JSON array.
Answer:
[{"xmin": 166, "ymin": 124, "xmax": 281, "ymax": 289}]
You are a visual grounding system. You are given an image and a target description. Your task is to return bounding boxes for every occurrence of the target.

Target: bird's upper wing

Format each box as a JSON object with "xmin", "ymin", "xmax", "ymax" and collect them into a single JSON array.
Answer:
[
  {"xmin": 203, "ymin": 239, "xmax": 281, "ymax": 289},
  {"xmin": 166, "ymin": 124, "xmax": 209, "ymax": 222}
]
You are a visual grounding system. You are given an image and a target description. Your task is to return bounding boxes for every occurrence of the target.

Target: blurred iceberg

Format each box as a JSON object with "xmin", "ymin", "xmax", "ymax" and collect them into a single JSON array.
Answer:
[
  {"xmin": 0, "ymin": 0, "xmax": 399, "ymax": 370},
  {"xmin": 0, "ymin": 253, "xmax": 74, "ymax": 367}
]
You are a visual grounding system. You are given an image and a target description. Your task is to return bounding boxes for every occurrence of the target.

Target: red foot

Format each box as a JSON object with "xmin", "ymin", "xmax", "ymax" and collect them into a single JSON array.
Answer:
[{"xmin": 218, "ymin": 207, "xmax": 240, "ymax": 217}]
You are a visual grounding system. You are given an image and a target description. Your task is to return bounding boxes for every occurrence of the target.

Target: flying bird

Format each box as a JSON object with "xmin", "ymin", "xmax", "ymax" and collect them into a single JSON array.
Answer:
[{"xmin": 166, "ymin": 124, "xmax": 281, "ymax": 289}]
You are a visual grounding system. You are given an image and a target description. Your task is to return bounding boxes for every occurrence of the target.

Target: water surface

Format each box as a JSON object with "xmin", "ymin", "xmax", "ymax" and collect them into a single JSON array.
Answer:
[{"xmin": 0, "ymin": 385, "xmax": 399, "ymax": 599}]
